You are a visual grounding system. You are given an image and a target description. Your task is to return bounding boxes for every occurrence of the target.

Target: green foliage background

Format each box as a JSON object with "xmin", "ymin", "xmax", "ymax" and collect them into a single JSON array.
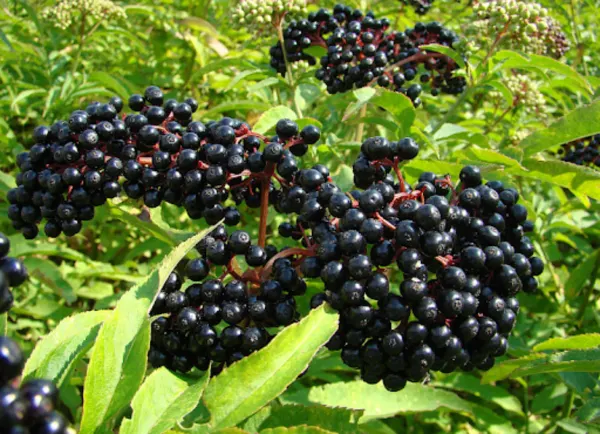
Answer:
[{"xmin": 1, "ymin": 0, "xmax": 600, "ymax": 433}]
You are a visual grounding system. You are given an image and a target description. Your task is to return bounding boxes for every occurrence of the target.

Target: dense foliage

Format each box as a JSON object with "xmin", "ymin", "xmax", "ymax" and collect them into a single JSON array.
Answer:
[{"xmin": 1, "ymin": 0, "xmax": 600, "ymax": 433}]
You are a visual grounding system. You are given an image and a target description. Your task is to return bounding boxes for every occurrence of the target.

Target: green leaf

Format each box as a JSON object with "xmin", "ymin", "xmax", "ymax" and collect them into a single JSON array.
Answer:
[
  {"xmin": 248, "ymin": 77, "xmax": 281, "ymax": 93},
  {"xmin": 180, "ymin": 16, "xmax": 220, "ymax": 38},
  {"xmin": 202, "ymin": 101, "xmax": 271, "ymax": 118},
  {"xmin": 294, "ymin": 84, "xmax": 321, "ymax": 111},
  {"xmin": 260, "ymin": 428, "xmax": 336, "ymax": 434},
  {"xmin": 22, "ymin": 311, "xmax": 111, "ymax": 386},
  {"xmin": 0, "ymin": 313, "xmax": 7, "ymax": 336},
  {"xmin": 521, "ymin": 99, "xmax": 600, "ymax": 157},
  {"xmin": 120, "ymin": 368, "xmax": 210, "ymax": 434},
  {"xmin": 193, "ymin": 59, "xmax": 255, "ymax": 80},
  {"xmin": 484, "ymin": 79, "xmax": 513, "ymax": 106},
  {"xmin": 511, "ymin": 158, "xmax": 600, "ymax": 201},
  {"xmin": 10, "ymin": 88, "xmax": 46, "ymax": 110},
  {"xmin": 493, "ymin": 50, "xmax": 591, "ymax": 94},
  {"xmin": 342, "ymin": 88, "xmax": 376, "ymax": 121},
  {"xmin": 80, "ymin": 227, "xmax": 218, "ymax": 434},
  {"xmin": 434, "ymin": 373, "xmax": 523, "ymax": 414},
  {"xmin": 458, "ymin": 146, "xmax": 525, "ymax": 170},
  {"xmin": 557, "ymin": 418, "xmax": 600, "ymax": 434},
  {"xmin": 224, "ymin": 70, "xmax": 267, "ymax": 92},
  {"xmin": 0, "ymin": 171, "xmax": 16, "ymax": 199},
  {"xmin": 89, "ymin": 72, "xmax": 132, "ymax": 99},
  {"xmin": 9, "ymin": 237, "xmax": 90, "ymax": 262},
  {"xmin": 203, "ymin": 305, "xmax": 339, "ymax": 429},
  {"xmin": 370, "ymin": 88, "xmax": 416, "ymax": 136},
  {"xmin": 484, "ymin": 348, "xmax": 600, "ymax": 382},
  {"xmin": 284, "ymin": 381, "xmax": 473, "ymax": 422},
  {"xmin": 304, "ymin": 46, "xmax": 327, "ymax": 59},
  {"xmin": 576, "ymin": 398, "xmax": 600, "ymax": 423},
  {"xmin": 109, "ymin": 203, "xmax": 194, "ymax": 246},
  {"xmin": 533, "ymin": 334, "xmax": 600, "ymax": 352},
  {"xmin": 257, "ymin": 404, "xmax": 361, "ymax": 433},
  {"xmin": 24, "ymin": 258, "xmax": 76, "ymax": 303},
  {"xmin": 481, "ymin": 353, "xmax": 548, "ymax": 383},
  {"xmin": 420, "ymin": 43, "xmax": 465, "ymax": 68},
  {"xmin": 253, "ymin": 106, "xmax": 298, "ymax": 134},
  {"xmin": 531, "ymin": 383, "xmax": 568, "ymax": 414},
  {"xmin": 565, "ymin": 250, "xmax": 600, "ymax": 298}
]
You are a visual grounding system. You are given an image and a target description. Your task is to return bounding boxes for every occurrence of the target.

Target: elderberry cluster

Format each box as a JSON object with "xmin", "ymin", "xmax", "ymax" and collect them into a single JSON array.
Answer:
[
  {"xmin": 0, "ymin": 336, "xmax": 73, "ymax": 433},
  {"xmin": 401, "ymin": 0, "xmax": 435, "ymax": 14},
  {"xmin": 276, "ymin": 136, "xmax": 543, "ymax": 391},
  {"xmin": 149, "ymin": 225, "xmax": 306, "ymax": 374},
  {"xmin": 0, "ymin": 232, "xmax": 28, "ymax": 314},
  {"xmin": 269, "ymin": 5, "xmax": 466, "ymax": 104},
  {"xmin": 557, "ymin": 134, "xmax": 600, "ymax": 169},
  {"xmin": 8, "ymin": 86, "xmax": 321, "ymax": 239}
]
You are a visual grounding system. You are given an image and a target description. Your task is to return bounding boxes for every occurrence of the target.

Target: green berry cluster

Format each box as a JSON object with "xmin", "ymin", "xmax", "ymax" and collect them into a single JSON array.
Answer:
[
  {"xmin": 495, "ymin": 74, "xmax": 548, "ymax": 117},
  {"xmin": 471, "ymin": 0, "xmax": 569, "ymax": 59},
  {"xmin": 42, "ymin": 0, "xmax": 126, "ymax": 30},
  {"xmin": 232, "ymin": 0, "xmax": 307, "ymax": 33}
]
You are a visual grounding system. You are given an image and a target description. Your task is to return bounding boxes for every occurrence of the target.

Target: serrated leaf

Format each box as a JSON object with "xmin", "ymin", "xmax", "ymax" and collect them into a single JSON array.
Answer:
[
  {"xmin": 434, "ymin": 373, "xmax": 523, "ymax": 414},
  {"xmin": 203, "ymin": 305, "xmax": 339, "ymax": 429},
  {"xmin": 458, "ymin": 146, "xmax": 525, "ymax": 170},
  {"xmin": 284, "ymin": 381, "xmax": 473, "ymax": 422},
  {"xmin": 507, "ymin": 158, "xmax": 600, "ymax": 201},
  {"xmin": 481, "ymin": 353, "xmax": 548, "ymax": 383},
  {"xmin": 521, "ymin": 99, "xmax": 600, "ymax": 157},
  {"xmin": 253, "ymin": 106, "xmax": 298, "ymax": 134},
  {"xmin": 257, "ymin": 404, "xmax": 361, "ymax": 433},
  {"xmin": 22, "ymin": 311, "xmax": 111, "ymax": 386},
  {"xmin": 80, "ymin": 227, "xmax": 218, "ymax": 434},
  {"xmin": 565, "ymin": 250, "xmax": 600, "ymax": 298},
  {"xmin": 534, "ymin": 334, "xmax": 600, "ymax": 352},
  {"xmin": 120, "ymin": 368, "xmax": 210, "ymax": 434},
  {"xmin": 485, "ymin": 348, "xmax": 600, "ymax": 383}
]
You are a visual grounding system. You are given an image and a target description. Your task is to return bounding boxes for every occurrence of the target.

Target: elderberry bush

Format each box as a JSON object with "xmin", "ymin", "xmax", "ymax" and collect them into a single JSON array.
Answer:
[
  {"xmin": 558, "ymin": 134, "xmax": 600, "ymax": 169},
  {"xmin": 275, "ymin": 135, "xmax": 543, "ymax": 391},
  {"xmin": 148, "ymin": 225, "xmax": 307, "ymax": 374},
  {"xmin": 269, "ymin": 4, "xmax": 466, "ymax": 104},
  {"xmin": 7, "ymin": 86, "xmax": 321, "ymax": 240},
  {"xmin": 0, "ymin": 232, "xmax": 28, "ymax": 314},
  {"xmin": 0, "ymin": 336, "xmax": 73, "ymax": 433}
]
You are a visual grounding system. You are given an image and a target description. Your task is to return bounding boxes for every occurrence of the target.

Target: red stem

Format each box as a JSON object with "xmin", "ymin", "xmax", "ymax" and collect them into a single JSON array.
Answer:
[{"xmin": 257, "ymin": 162, "xmax": 274, "ymax": 248}]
